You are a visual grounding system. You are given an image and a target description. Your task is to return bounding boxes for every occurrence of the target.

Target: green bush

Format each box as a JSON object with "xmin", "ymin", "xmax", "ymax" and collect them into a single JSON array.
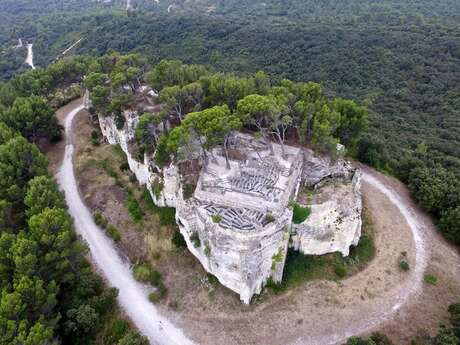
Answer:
[
  {"xmin": 190, "ymin": 232, "xmax": 200, "ymax": 248},
  {"xmin": 133, "ymin": 264, "xmax": 151, "ymax": 283},
  {"xmin": 141, "ymin": 188, "xmax": 176, "ymax": 226},
  {"xmin": 207, "ymin": 273, "xmax": 219, "ymax": 286},
  {"xmin": 119, "ymin": 162, "xmax": 130, "ymax": 171},
  {"xmin": 264, "ymin": 213, "xmax": 275, "ymax": 224},
  {"xmin": 349, "ymin": 234, "xmax": 375, "ymax": 263},
  {"xmin": 106, "ymin": 224, "xmax": 121, "ymax": 243},
  {"xmin": 148, "ymin": 282, "xmax": 167, "ymax": 303},
  {"xmin": 171, "ymin": 230, "xmax": 187, "ymax": 249},
  {"xmin": 211, "ymin": 214, "xmax": 222, "ymax": 223},
  {"xmin": 133, "ymin": 264, "xmax": 162, "ymax": 287},
  {"xmin": 129, "ymin": 174, "xmax": 137, "ymax": 183},
  {"xmin": 424, "ymin": 273, "xmax": 438, "ymax": 285},
  {"xmin": 127, "ymin": 197, "xmax": 143, "ymax": 223},
  {"xmin": 334, "ymin": 263, "xmax": 347, "ymax": 278},
  {"xmin": 94, "ymin": 212, "xmax": 108, "ymax": 228},
  {"xmin": 399, "ymin": 260, "xmax": 410, "ymax": 272},
  {"xmin": 292, "ymin": 202, "xmax": 311, "ymax": 224},
  {"xmin": 90, "ymin": 130, "xmax": 100, "ymax": 146},
  {"xmin": 152, "ymin": 179, "xmax": 164, "ymax": 199},
  {"xmin": 183, "ymin": 183, "xmax": 196, "ymax": 200}
]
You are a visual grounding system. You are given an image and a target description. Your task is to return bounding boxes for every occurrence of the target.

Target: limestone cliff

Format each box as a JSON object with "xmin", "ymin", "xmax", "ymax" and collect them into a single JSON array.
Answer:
[{"xmin": 93, "ymin": 107, "xmax": 363, "ymax": 304}]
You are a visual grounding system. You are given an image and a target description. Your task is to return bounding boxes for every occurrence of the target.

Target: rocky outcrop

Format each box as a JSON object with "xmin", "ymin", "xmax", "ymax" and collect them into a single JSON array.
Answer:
[{"xmin": 93, "ymin": 107, "xmax": 363, "ymax": 304}]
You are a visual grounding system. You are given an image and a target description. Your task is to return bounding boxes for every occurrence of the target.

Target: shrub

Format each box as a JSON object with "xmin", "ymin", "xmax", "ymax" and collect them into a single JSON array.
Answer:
[
  {"xmin": 424, "ymin": 273, "xmax": 438, "ymax": 285},
  {"xmin": 207, "ymin": 273, "xmax": 219, "ymax": 286},
  {"xmin": 190, "ymin": 232, "xmax": 200, "ymax": 248},
  {"xmin": 183, "ymin": 183, "xmax": 196, "ymax": 200},
  {"xmin": 291, "ymin": 202, "xmax": 311, "ymax": 224},
  {"xmin": 133, "ymin": 264, "xmax": 151, "ymax": 283},
  {"xmin": 211, "ymin": 214, "xmax": 222, "ymax": 223},
  {"xmin": 91, "ymin": 130, "xmax": 100, "ymax": 146},
  {"xmin": 399, "ymin": 260, "xmax": 410, "ymax": 272},
  {"xmin": 334, "ymin": 263, "xmax": 347, "ymax": 278},
  {"xmin": 271, "ymin": 250, "xmax": 283, "ymax": 270},
  {"xmin": 94, "ymin": 212, "xmax": 108, "ymax": 228},
  {"xmin": 141, "ymin": 188, "xmax": 176, "ymax": 225},
  {"xmin": 133, "ymin": 264, "xmax": 162, "ymax": 286},
  {"xmin": 129, "ymin": 174, "xmax": 137, "ymax": 183},
  {"xmin": 127, "ymin": 197, "xmax": 143, "ymax": 223},
  {"xmin": 119, "ymin": 162, "xmax": 130, "ymax": 171},
  {"xmin": 152, "ymin": 179, "xmax": 164, "ymax": 199},
  {"xmin": 156, "ymin": 207, "xmax": 176, "ymax": 226},
  {"xmin": 172, "ymin": 230, "xmax": 187, "ymax": 249},
  {"xmin": 106, "ymin": 224, "xmax": 121, "ymax": 243},
  {"xmin": 154, "ymin": 134, "xmax": 169, "ymax": 168},
  {"xmin": 148, "ymin": 282, "xmax": 167, "ymax": 303},
  {"xmin": 349, "ymin": 234, "xmax": 375, "ymax": 264},
  {"xmin": 264, "ymin": 213, "xmax": 275, "ymax": 224}
]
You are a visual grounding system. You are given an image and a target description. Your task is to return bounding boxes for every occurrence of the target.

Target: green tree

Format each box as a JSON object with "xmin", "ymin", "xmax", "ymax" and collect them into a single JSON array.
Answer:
[
  {"xmin": 1, "ymin": 96, "xmax": 61, "ymax": 142},
  {"xmin": 0, "ymin": 137, "xmax": 48, "ymax": 209},
  {"xmin": 333, "ymin": 99, "xmax": 368, "ymax": 152},
  {"xmin": 311, "ymin": 104, "xmax": 341, "ymax": 155},
  {"xmin": 27, "ymin": 208, "xmax": 78, "ymax": 284},
  {"xmin": 237, "ymin": 94, "xmax": 281, "ymax": 154},
  {"xmin": 439, "ymin": 207, "xmax": 460, "ymax": 244},
  {"xmin": 183, "ymin": 105, "xmax": 241, "ymax": 168},
  {"xmin": 0, "ymin": 122, "xmax": 16, "ymax": 145},
  {"xmin": 24, "ymin": 176, "xmax": 66, "ymax": 218}
]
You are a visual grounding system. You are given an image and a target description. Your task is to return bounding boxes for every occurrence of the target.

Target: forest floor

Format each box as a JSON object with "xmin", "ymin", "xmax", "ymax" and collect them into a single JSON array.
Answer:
[{"xmin": 53, "ymin": 102, "xmax": 460, "ymax": 345}]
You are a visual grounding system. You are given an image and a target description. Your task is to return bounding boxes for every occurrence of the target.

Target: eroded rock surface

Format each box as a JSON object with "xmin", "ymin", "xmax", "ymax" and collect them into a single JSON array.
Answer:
[{"xmin": 92, "ymin": 105, "xmax": 363, "ymax": 303}]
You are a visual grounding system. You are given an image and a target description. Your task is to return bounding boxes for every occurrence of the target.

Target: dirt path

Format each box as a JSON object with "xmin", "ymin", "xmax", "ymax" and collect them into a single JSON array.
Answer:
[
  {"xmin": 58, "ymin": 100, "xmax": 460, "ymax": 345},
  {"xmin": 25, "ymin": 43, "xmax": 35, "ymax": 69},
  {"xmin": 55, "ymin": 101, "xmax": 196, "ymax": 345}
]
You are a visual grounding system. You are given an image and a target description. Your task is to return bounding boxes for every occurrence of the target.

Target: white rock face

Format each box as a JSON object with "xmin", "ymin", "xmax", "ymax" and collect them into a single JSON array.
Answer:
[
  {"xmin": 292, "ymin": 171, "xmax": 362, "ymax": 256},
  {"xmin": 93, "ymin": 108, "xmax": 363, "ymax": 304}
]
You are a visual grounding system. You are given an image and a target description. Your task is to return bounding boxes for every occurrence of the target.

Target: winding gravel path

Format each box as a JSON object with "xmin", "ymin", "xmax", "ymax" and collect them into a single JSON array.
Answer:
[
  {"xmin": 56, "ymin": 103, "xmax": 195, "ymax": 345},
  {"xmin": 292, "ymin": 170, "xmax": 432, "ymax": 345}
]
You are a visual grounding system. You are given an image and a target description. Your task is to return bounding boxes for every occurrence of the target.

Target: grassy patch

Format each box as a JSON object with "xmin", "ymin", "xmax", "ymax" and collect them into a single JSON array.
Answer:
[
  {"xmin": 266, "ymin": 226, "xmax": 375, "ymax": 295},
  {"xmin": 133, "ymin": 264, "xmax": 162, "ymax": 286},
  {"xmin": 106, "ymin": 224, "xmax": 121, "ymax": 243},
  {"xmin": 142, "ymin": 188, "xmax": 176, "ymax": 226},
  {"xmin": 94, "ymin": 212, "xmax": 121, "ymax": 242},
  {"xmin": 127, "ymin": 197, "xmax": 143, "ymax": 223},
  {"xmin": 183, "ymin": 183, "xmax": 196, "ymax": 200},
  {"xmin": 291, "ymin": 202, "xmax": 311, "ymax": 224}
]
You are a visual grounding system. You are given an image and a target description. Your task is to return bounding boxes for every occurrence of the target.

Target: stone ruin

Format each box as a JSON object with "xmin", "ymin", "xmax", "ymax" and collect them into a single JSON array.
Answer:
[{"xmin": 95, "ymin": 107, "xmax": 363, "ymax": 304}]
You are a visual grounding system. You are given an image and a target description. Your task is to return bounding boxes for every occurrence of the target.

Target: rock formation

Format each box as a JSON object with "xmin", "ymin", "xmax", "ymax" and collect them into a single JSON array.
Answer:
[{"xmin": 92, "ymin": 102, "xmax": 363, "ymax": 304}]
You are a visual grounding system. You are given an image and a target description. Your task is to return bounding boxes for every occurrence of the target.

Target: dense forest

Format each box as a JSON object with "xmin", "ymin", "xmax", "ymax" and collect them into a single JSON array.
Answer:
[
  {"xmin": 0, "ymin": 56, "xmax": 148, "ymax": 345},
  {"xmin": 1, "ymin": 0, "xmax": 460, "ymax": 244},
  {"xmin": 0, "ymin": 1, "xmax": 459, "ymax": 343}
]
